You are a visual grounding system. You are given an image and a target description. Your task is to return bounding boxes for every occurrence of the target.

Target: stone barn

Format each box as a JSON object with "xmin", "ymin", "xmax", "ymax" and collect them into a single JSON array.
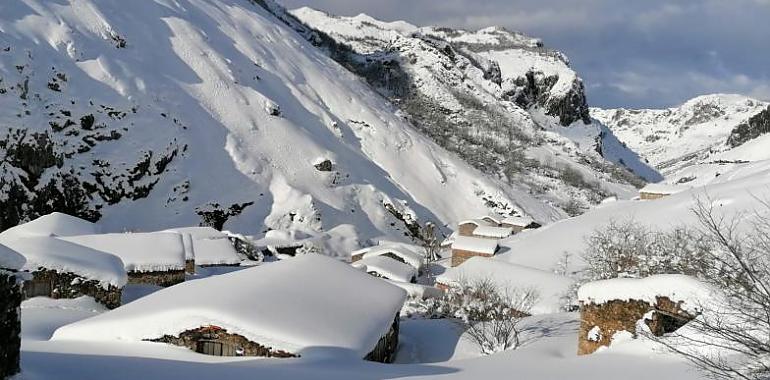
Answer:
[
  {"xmin": 352, "ymin": 255, "xmax": 418, "ymax": 283},
  {"xmin": 61, "ymin": 232, "xmax": 187, "ymax": 287},
  {"xmin": 577, "ymin": 275, "xmax": 712, "ymax": 355},
  {"xmin": 638, "ymin": 184, "xmax": 690, "ymax": 200},
  {"xmin": 5, "ymin": 236, "xmax": 127, "ymax": 309},
  {"xmin": 471, "ymin": 225, "xmax": 513, "ymax": 240},
  {"xmin": 350, "ymin": 245, "xmax": 425, "ymax": 274},
  {"xmin": 52, "ymin": 254, "xmax": 408, "ymax": 363},
  {"xmin": 456, "ymin": 219, "xmax": 493, "ymax": 237},
  {"xmin": 450, "ymin": 236, "xmax": 499, "ymax": 267},
  {"xmin": 0, "ymin": 245, "xmax": 25, "ymax": 379},
  {"xmin": 500, "ymin": 216, "xmax": 540, "ymax": 233}
]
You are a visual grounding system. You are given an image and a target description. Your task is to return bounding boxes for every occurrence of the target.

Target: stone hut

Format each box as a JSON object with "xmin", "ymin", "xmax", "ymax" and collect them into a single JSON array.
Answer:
[
  {"xmin": 456, "ymin": 219, "xmax": 493, "ymax": 237},
  {"xmin": 450, "ymin": 236, "xmax": 499, "ymax": 267},
  {"xmin": 471, "ymin": 225, "xmax": 513, "ymax": 240},
  {"xmin": 5, "ymin": 237, "xmax": 127, "ymax": 309},
  {"xmin": 350, "ymin": 245, "xmax": 425, "ymax": 274},
  {"xmin": 576, "ymin": 275, "xmax": 711, "ymax": 355},
  {"xmin": 0, "ymin": 244, "xmax": 25, "ymax": 379},
  {"xmin": 500, "ymin": 216, "xmax": 540, "ymax": 233},
  {"xmin": 60, "ymin": 232, "xmax": 187, "ymax": 287},
  {"xmin": 52, "ymin": 254, "xmax": 408, "ymax": 364},
  {"xmin": 352, "ymin": 255, "xmax": 418, "ymax": 283},
  {"xmin": 638, "ymin": 184, "xmax": 690, "ymax": 200}
]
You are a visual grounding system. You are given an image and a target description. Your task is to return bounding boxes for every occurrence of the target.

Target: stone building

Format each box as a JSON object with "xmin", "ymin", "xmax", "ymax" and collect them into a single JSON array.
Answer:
[
  {"xmin": 60, "ymin": 232, "xmax": 187, "ymax": 287},
  {"xmin": 450, "ymin": 236, "xmax": 499, "ymax": 267},
  {"xmin": 456, "ymin": 219, "xmax": 491, "ymax": 237},
  {"xmin": 576, "ymin": 275, "xmax": 710, "ymax": 355},
  {"xmin": 638, "ymin": 183, "xmax": 690, "ymax": 200},
  {"xmin": 4, "ymin": 236, "xmax": 127, "ymax": 309},
  {"xmin": 500, "ymin": 216, "xmax": 540, "ymax": 233},
  {"xmin": 0, "ymin": 244, "xmax": 25, "ymax": 379},
  {"xmin": 52, "ymin": 254, "xmax": 408, "ymax": 363}
]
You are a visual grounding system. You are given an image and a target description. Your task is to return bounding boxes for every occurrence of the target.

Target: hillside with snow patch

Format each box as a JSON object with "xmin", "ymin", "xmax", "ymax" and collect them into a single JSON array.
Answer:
[
  {"xmin": 593, "ymin": 94, "xmax": 770, "ymax": 184},
  {"xmin": 0, "ymin": 0, "xmax": 579, "ymax": 253},
  {"xmin": 287, "ymin": 7, "xmax": 659, "ymax": 215}
]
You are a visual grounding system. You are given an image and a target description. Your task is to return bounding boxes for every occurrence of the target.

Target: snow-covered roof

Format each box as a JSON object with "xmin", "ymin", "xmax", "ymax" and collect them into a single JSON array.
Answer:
[
  {"xmin": 193, "ymin": 238, "xmax": 241, "ymax": 266},
  {"xmin": 472, "ymin": 225, "xmax": 513, "ymax": 238},
  {"xmin": 0, "ymin": 212, "xmax": 99, "ymax": 242},
  {"xmin": 479, "ymin": 215, "xmax": 502, "ymax": 225},
  {"xmin": 59, "ymin": 233, "xmax": 185, "ymax": 273},
  {"xmin": 436, "ymin": 256, "xmax": 573, "ymax": 314},
  {"xmin": 356, "ymin": 245, "xmax": 424, "ymax": 270},
  {"xmin": 5, "ymin": 236, "xmax": 127, "ymax": 288},
  {"xmin": 52, "ymin": 254, "xmax": 407, "ymax": 358},
  {"xmin": 501, "ymin": 216, "xmax": 535, "ymax": 227},
  {"xmin": 352, "ymin": 255, "xmax": 417, "ymax": 283},
  {"xmin": 639, "ymin": 183, "xmax": 691, "ymax": 195},
  {"xmin": 577, "ymin": 274, "xmax": 714, "ymax": 313},
  {"xmin": 457, "ymin": 219, "xmax": 494, "ymax": 227},
  {"xmin": 451, "ymin": 236, "xmax": 498, "ymax": 255},
  {"xmin": 163, "ymin": 226, "xmax": 228, "ymax": 240},
  {"xmin": 0, "ymin": 243, "xmax": 25, "ymax": 271},
  {"xmin": 164, "ymin": 227, "xmax": 240, "ymax": 265}
]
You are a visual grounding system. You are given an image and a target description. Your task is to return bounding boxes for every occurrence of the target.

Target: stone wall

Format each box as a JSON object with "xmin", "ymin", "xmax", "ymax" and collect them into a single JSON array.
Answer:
[
  {"xmin": 451, "ymin": 249, "xmax": 492, "ymax": 267},
  {"xmin": 578, "ymin": 297, "xmax": 694, "ymax": 355},
  {"xmin": 457, "ymin": 224, "xmax": 477, "ymax": 237},
  {"xmin": 639, "ymin": 192, "xmax": 668, "ymax": 201},
  {"xmin": 149, "ymin": 326, "xmax": 296, "ymax": 358},
  {"xmin": 127, "ymin": 270, "xmax": 185, "ymax": 287},
  {"xmin": 24, "ymin": 269, "xmax": 122, "ymax": 309},
  {"xmin": 185, "ymin": 259, "xmax": 195, "ymax": 274},
  {"xmin": 364, "ymin": 314, "xmax": 400, "ymax": 363},
  {"xmin": 0, "ymin": 271, "xmax": 22, "ymax": 379}
]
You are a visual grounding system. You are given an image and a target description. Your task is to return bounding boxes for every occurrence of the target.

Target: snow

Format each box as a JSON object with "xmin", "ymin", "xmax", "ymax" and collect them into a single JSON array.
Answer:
[
  {"xmin": 52, "ymin": 254, "xmax": 407, "ymax": 358},
  {"xmin": 0, "ymin": 243, "xmax": 25, "ymax": 271},
  {"xmin": 457, "ymin": 219, "xmax": 493, "ymax": 227},
  {"xmin": 436, "ymin": 256, "xmax": 573, "ymax": 314},
  {"xmin": 640, "ymin": 183, "xmax": 691, "ymax": 195},
  {"xmin": 578, "ymin": 274, "xmax": 714, "ymax": 314},
  {"xmin": 191, "ymin": 238, "xmax": 242, "ymax": 266},
  {"xmin": 594, "ymin": 94, "xmax": 770, "ymax": 178},
  {"xmin": 496, "ymin": 162, "xmax": 770, "ymax": 272},
  {"xmin": 352, "ymin": 255, "xmax": 417, "ymax": 283},
  {"xmin": 471, "ymin": 225, "xmax": 513, "ymax": 238},
  {"xmin": 354, "ymin": 245, "xmax": 424, "ymax": 270},
  {"xmin": 0, "ymin": 212, "xmax": 99, "ymax": 243},
  {"xmin": 450, "ymin": 236, "xmax": 498, "ymax": 255},
  {"xmin": 501, "ymin": 216, "xmax": 535, "ymax": 227},
  {"xmin": 4, "ymin": 236, "xmax": 127, "ymax": 288},
  {"xmin": 59, "ymin": 233, "xmax": 186, "ymax": 273},
  {"xmin": 164, "ymin": 227, "xmax": 241, "ymax": 266}
]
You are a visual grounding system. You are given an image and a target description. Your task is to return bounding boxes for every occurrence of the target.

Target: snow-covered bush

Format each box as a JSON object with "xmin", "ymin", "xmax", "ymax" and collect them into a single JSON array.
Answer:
[
  {"xmin": 419, "ymin": 278, "xmax": 537, "ymax": 355},
  {"xmin": 581, "ymin": 219, "xmax": 709, "ymax": 281}
]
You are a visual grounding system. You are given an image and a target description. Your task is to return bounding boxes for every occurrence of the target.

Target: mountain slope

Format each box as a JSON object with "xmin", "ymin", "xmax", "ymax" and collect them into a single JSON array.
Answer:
[
  {"xmin": 593, "ymin": 94, "xmax": 770, "ymax": 183},
  {"xmin": 285, "ymin": 7, "xmax": 659, "ymax": 215},
  {"xmin": 0, "ymin": 0, "xmax": 565, "ymax": 252}
]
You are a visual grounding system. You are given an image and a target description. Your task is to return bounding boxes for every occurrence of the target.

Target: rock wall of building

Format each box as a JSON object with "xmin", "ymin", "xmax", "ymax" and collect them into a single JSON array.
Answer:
[
  {"xmin": 578, "ymin": 296, "xmax": 694, "ymax": 355},
  {"xmin": 364, "ymin": 314, "xmax": 400, "ymax": 363},
  {"xmin": 148, "ymin": 326, "xmax": 296, "ymax": 358},
  {"xmin": 25, "ymin": 269, "xmax": 122, "ymax": 309},
  {"xmin": 0, "ymin": 271, "xmax": 22, "ymax": 379},
  {"xmin": 127, "ymin": 270, "xmax": 185, "ymax": 287},
  {"xmin": 451, "ymin": 249, "xmax": 492, "ymax": 267}
]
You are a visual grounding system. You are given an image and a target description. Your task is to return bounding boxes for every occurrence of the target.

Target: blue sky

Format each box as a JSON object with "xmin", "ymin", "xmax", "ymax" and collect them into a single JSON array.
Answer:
[{"xmin": 281, "ymin": 0, "xmax": 770, "ymax": 109}]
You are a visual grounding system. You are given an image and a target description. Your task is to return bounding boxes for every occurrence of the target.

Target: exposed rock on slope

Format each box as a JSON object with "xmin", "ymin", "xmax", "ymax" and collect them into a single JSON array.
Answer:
[
  {"xmin": 285, "ymin": 7, "xmax": 657, "ymax": 214},
  {"xmin": 593, "ymin": 94, "xmax": 770, "ymax": 182},
  {"xmin": 0, "ymin": 0, "xmax": 571, "ymax": 251}
]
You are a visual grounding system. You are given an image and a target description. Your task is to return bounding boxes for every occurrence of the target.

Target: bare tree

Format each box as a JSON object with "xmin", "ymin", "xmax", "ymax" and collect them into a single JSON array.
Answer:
[
  {"xmin": 426, "ymin": 278, "xmax": 538, "ymax": 355},
  {"xmin": 421, "ymin": 222, "xmax": 441, "ymax": 279},
  {"xmin": 654, "ymin": 198, "xmax": 770, "ymax": 380}
]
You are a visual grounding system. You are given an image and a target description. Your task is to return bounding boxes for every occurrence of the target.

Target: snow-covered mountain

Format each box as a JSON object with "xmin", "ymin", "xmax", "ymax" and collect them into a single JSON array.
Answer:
[
  {"xmin": 284, "ymin": 8, "xmax": 659, "ymax": 212},
  {"xmin": 593, "ymin": 94, "xmax": 770, "ymax": 184},
  {"xmin": 0, "ymin": 0, "xmax": 580, "ymax": 252}
]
